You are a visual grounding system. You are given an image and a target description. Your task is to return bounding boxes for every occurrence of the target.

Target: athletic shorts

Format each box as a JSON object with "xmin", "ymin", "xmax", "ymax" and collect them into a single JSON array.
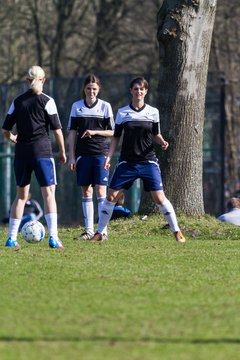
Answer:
[
  {"xmin": 76, "ymin": 155, "xmax": 109, "ymax": 187},
  {"xmin": 109, "ymin": 160, "xmax": 164, "ymax": 192},
  {"xmin": 14, "ymin": 157, "xmax": 57, "ymax": 187}
]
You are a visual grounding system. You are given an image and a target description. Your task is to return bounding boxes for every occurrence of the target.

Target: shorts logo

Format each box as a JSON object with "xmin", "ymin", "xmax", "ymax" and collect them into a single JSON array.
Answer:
[{"xmin": 103, "ymin": 177, "xmax": 108, "ymax": 181}]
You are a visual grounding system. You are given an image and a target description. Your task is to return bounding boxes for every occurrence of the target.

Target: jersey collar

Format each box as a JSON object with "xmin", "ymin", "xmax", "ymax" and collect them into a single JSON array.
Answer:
[
  {"xmin": 130, "ymin": 103, "xmax": 146, "ymax": 112},
  {"xmin": 84, "ymin": 98, "xmax": 98, "ymax": 108}
]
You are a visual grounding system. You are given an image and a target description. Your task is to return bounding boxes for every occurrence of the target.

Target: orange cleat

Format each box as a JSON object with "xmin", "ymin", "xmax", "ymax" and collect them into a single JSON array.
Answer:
[{"xmin": 174, "ymin": 231, "xmax": 186, "ymax": 243}]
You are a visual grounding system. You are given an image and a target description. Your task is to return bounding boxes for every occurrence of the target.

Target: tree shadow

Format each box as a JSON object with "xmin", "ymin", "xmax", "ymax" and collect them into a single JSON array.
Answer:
[{"xmin": 0, "ymin": 336, "xmax": 240, "ymax": 344}]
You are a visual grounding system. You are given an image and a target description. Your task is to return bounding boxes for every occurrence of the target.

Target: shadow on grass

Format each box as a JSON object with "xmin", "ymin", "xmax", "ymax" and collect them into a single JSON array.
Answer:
[{"xmin": 0, "ymin": 336, "xmax": 240, "ymax": 344}]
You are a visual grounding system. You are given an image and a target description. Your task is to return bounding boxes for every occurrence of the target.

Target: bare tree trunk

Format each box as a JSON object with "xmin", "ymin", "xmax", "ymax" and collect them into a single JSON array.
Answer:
[
  {"xmin": 146, "ymin": 0, "xmax": 217, "ymax": 216},
  {"xmin": 210, "ymin": 1, "xmax": 240, "ymax": 198},
  {"xmin": 26, "ymin": 0, "xmax": 43, "ymax": 66},
  {"xmin": 224, "ymin": 83, "xmax": 238, "ymax": 195},
  {"xmin": 50, "ymin": 0, "xmax": 76, "ymax": 77},
  {"xmin": 94, "ymin": 0, "xmax": 126, "ymax": 72}
]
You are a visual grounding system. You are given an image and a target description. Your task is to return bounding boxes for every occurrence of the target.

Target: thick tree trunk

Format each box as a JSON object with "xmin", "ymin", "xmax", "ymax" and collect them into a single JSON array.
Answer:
[
  {"xmin": 210, "ymin": 2, "xmax": 240, "ymax": 199},
  {"xmin": 151, "ymin": 0, "xmax": 217, "ymax": 216}
]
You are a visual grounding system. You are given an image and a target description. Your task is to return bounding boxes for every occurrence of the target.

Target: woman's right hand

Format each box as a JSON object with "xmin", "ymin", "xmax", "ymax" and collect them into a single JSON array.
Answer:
[
  {"xmin": 59, "ymin": 151, "xmax": 67, "ymax": 165},
  {"xmin": 10, "ymin": 134, "xmax": 17, "ymax": 143},
  {"xmin": 104, "ymin": 156, "xmax": 111, "ymax": 170}
]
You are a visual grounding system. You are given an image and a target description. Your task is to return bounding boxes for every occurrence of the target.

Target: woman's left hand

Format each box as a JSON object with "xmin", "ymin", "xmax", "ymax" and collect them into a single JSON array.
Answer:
[{"xmin": 161, "ymin": 141, "xmax": 169, "ymax": 150}]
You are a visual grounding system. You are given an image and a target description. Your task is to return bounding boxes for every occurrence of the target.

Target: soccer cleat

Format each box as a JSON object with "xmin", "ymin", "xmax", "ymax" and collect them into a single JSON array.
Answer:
[
  {"xmin": 5, "ymin": 238, "xmax": 20, "ymax": 248},
  {"xmin": 90, "ymin": 232, "xmax": 108, "ymax": 242},
  {"xmin": 49, "ymin": 236, "xmax": 64, "ymax": 249},
  {"xmin": 174, "ymin": 231, "xmax": 186, "ymax": 243},
  {"xmin": 74, "ymin": 232, "xmax": 94, "ymax": 240}
]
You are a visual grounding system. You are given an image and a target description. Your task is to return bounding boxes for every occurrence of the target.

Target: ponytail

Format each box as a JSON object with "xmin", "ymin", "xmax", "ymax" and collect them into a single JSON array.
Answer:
[{"xmin": 27, "ymin": 66, "xmax": 45, "ymax": 95}]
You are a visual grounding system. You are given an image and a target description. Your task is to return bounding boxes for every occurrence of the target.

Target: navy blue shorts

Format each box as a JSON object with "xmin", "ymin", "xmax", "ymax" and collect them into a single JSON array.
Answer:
[
  {"xmin": 14, "ymin": 157, "xmax": 57, "ymax": 187},
  {"xmin": 76, "ymin": 155, "xmax": 109, "ymax": 187},
  {"xmin": 109, "ymin": 160, "xmax": 164, "ymax": 192}
]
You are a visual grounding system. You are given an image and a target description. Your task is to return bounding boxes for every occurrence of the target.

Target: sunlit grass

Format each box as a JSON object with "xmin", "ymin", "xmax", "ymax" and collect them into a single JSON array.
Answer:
[{"xmin": 1, "ymin": 214, "xmax": 240, "ymax": 360}]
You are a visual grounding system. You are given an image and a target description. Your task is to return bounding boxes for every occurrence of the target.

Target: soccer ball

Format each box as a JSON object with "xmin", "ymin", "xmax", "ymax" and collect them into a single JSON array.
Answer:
[{"xmin": 21, "ymin": 220, "xmax": 45, "ymax": 243}]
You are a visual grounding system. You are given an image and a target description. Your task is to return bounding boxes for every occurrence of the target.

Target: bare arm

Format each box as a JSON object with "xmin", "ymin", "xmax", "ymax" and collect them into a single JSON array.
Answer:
[
  {"xmin": 68, "ymin": 130, "xmax": 77, "ymax": 171},
  {"xmin": 53, "ymin": 129, "xmax": 67, "ymax": 164},
  {"xmin": 153, "ymin": 133, "xmax": 169, "ymax": 150},
  {"xmin": 81, "ymin": 129, "xmax": 114, "ymax": 138},
  {"xmin": 2, "ymin": 129, "xmax": 17, "ymax": 143},
  {"xmin": 104, "ymin": 136, "xmax": 121, "ymax": 170}
]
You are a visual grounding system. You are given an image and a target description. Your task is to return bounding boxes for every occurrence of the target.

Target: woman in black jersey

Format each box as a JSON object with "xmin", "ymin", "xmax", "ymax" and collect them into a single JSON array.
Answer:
[
  {"xmin": 68, "ymin": 74, "xmax": 114, "ymax": 240},
  {"xmin": 91, "ymin": 76, "xmax": 186, "ymax": 243},
  {"xmin": 2, "ymin": 66, "xmax": 66, "ymax": 249}
]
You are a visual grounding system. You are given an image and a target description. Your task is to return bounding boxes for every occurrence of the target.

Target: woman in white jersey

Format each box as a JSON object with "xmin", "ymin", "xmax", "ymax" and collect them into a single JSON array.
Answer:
[
  {"xmin": 2, "ymin": 66, "xmax": 66, "ymax": 249},
  {"xmin": 91, "ymin": 76, "xmax": 186, "ymax": 243},
  {"xmin": 68, "ymin": 74, "xmax": 114, "ymax": 240}
]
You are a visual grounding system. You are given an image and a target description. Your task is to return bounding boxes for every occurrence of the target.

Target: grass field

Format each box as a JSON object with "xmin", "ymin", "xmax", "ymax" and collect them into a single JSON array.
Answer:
[{"xmin": 1, "ymin": 214, "xmax": 240, "ymax": 360}]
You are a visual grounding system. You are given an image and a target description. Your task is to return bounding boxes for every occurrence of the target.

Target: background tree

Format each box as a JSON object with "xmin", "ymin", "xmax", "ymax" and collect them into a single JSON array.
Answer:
[
  {"xmin": 209, "ymin": 0, "xmax": 240, "ymax": 198},
  {"xmin": 2, "ymin": 0, "xmax": 240, "ymax": 221},
  {"xmin": 93, "ymin": 0, "xmax": 126, "ymax": 71},
  {"xmin": 140, "ymin": 0, "xmax": 217, "ymax": 216},
  {"xmin": 0, "ymin": 0, "xmax": 160, "ymax": 82}
]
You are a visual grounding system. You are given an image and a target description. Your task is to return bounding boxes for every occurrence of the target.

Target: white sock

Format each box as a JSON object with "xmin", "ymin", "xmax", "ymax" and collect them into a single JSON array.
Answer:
[
  {"xmin": 45, "ymin": 213, "xmax": 58, "ymax": 238},
  {"xmin": 97, "ymin": 199, "xmax": 116, "ymax": 234},
  {"xmin": 157, "ymin": 199, "xmax": 180, "ymax": 232},
  {"xmin": 8, "ymin": 218, "xmax": 21, "ymax": 240},
  {"xmin": 82, "ymin": 197, "xmax": 94, "ymax": 235},
  {"xmin": 97, "ymin": 196, "xmax": 107, "ymax": 235}
]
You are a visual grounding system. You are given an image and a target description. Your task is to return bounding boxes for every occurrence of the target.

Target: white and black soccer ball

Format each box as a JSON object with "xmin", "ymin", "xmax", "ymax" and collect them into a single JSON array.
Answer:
[{"xmin": 21, "ymin": 220, "xmax": 45, "ymax": 243}]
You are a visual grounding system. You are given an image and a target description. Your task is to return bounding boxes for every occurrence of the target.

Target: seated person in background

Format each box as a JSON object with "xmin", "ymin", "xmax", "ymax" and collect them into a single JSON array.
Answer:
[
  {"xmin": 110, "ymin": 193, "xmax": 131, "ymax": 220},
  {"xmin": 217, "ymin": 197, "xmax": 240, "ymax": 226},
  {"xmin": 18, "ymin": 192, "xmax": 43, "ymax": 230},
  {"xmin": 2, "ymin": 193, "xmax": 43, "ymax": 230}
]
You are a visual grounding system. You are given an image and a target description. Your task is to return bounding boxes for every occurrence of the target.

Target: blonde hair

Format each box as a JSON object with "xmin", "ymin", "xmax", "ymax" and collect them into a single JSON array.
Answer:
[{"xmin": 27, "ymin": 66, "xmax": 45, "ymax": 95}]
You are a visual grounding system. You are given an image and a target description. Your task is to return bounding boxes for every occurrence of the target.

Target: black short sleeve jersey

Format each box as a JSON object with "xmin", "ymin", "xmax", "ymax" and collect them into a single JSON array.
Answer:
[
  {"xmin": 114, "ymin": 103, "xmax": 160, "ymax": 162},
  {"xmin": 68, "ymin": 98, "xmax": 114, "ymax": 157},
  {"xmin": 2, "ymin": 90, "xmax": 62, "ymax": 159}
]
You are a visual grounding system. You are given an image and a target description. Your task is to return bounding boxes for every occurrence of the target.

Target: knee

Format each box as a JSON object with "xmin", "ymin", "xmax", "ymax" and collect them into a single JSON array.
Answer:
[
  {"xmin": 107, "ymin": 190, "xmax": 122, "ymax": 203},
  {"xmin": 157, "ymin": 198, "xmax": 166, "ymax": 206},
  {"xmin": 83, "ymin": 191, "xmax": 93, "ymax": 198},
  {"xmin": 151, "ymin": 190, "xmax": 166, "ymax": 206},
  {"xmin": 42, "ymin": 186, "xmax": 55, "ymax": 202},
  {"xmin": 82, "ymin": 187, "xmax": 93, "ymax": 198},
  {"xmin": 95, "ymin": 185, "xmax": 106, "ymax": 198},
  {"xmin": 107, "ymin": 193, "xmax": 118, "ymax": 202},
  {"xmin": 16, "ymin": 194, "xmax": 29, "ymax": 203},
  {"xmin": 43, "ymin": 191, "xmax": 54, "ymax": 201}
]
